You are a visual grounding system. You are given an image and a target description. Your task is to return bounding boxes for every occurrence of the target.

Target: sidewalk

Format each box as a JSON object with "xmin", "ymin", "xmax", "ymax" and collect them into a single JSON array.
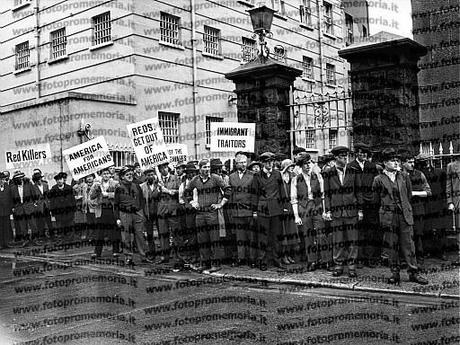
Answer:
[{"xmin": 2, "ymin": 242, "xmax": 459, "ymax": 298}]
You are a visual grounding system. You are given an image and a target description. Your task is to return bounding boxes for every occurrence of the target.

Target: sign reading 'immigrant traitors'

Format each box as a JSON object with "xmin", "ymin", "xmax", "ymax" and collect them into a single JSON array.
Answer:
[
  {"xmin": 4, "ymin": 143, "xmax": 51, "ymax": 170},
  {"xmin": 127, "ymin": 118, "xmax": 170, "ymax": 169},
  {"xmin": 210, "ymin": 122, "xmax": 256, "ymax": 152},
  {"xmin": 167, "ymin": 144, "xmax": 188, "ymax": 166},
  {"xmin": 63, "ymin": 136, "xmax": 113, "ymax": 180}
]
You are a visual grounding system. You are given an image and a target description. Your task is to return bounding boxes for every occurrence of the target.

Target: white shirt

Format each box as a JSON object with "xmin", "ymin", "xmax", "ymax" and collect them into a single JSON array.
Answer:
[
  {"xmin": 357, "ymin": 159, "xmax": 365, "ymax": 171},
  {"xmin": 336, "ymin": 166, "xmax": 346, "ymax": 185},
  {"xmin": 37, "ymin": 184, "xmax": 44, "ymax": 195},
  {"xmin": 384, "ymin": 169, "xmax": 397, "ymax": 183},
  {"xmin": 262, "ymin": 167, "xmax": 272, "ymax": 178},
  {"xmin": 18, "ymin": 185, "xmax": 24, "ymax": 203},
  {"xmin": 301, "ymin": 172, "xmax": 314, "ymax": 200},
  {"xmin": 238, "ymin": 170, "xmax": 245, "ymax": 179}
]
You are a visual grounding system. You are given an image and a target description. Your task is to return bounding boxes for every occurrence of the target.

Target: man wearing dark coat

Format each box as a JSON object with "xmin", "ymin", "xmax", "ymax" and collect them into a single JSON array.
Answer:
[
  {"xmin": 49, "ymin": 172, "xmax": 76, "ymax": 240},
  {"xmin": 349, "ymin": 143, "xmax": 380, "ymax": 267},
  {"xmin": 228, "ymin": 152, "xmax": 257, "ymax": 266},
  {"xmin": 10, "ymin": 171, "xmax": 40, "ymax": 245},
  {"xmin": 0, "ymin": 172, "xmax": 13, "ymax": 248},
  {"xmin": 323, "ymin": 146, "xmax": 361, "ymax": 277},
  {"xmin": 252, "ymin": 152, "xmax": 284, "ymax": 269},
  {"xmin": 31, "ymin": 169, "xmax": 53, "ymax": 240},
  {"xmin": 372, "ymin": 148, "xmax": 428, "ymax": 285}
]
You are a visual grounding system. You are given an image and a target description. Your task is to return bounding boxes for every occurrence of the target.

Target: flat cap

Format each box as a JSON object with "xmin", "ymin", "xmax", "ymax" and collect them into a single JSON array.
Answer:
[
  {"xmin": 415, "ymin": 153, "xmax": 430, "ymax": 161},
  {"xmin": 293, "ymin": 146, "xmax": 307, "ymax": 156},
  {"xmin": 248, "ymin": 161, "xmax": 262, "ymax": 170},
  {"xmin": 281, "ymin": 159, "xmax": 295, "ymax": 173},
  {"xmin": 322, "ymin": 154, "xmax": 335, "ymax": 164},
  {"xmin": 381, "ymin": 148, "xmax": 398, "ymax": 162},
  {"xmin": 184, "ymin": 163, "xmax": 198, "ymax": 172},
  {"xmin": 143, "ymin": 168, "xmax": 156, "ymax": 175},
  {"xmin": 296, "ymin": 152, "xmax": 312, "ymax": 166},
  {"xmin": 210, "ymin": 158, "xmax": 223, "ymax": 167},
  {"xmin": 259, "ymin": 152, "xmax": 276, "ymax": 162},
  {"xmin": 119, "ymin": 166, "xmax": 133, "ymax": 177},
  {"xmin": 331, "ymin": 146, "xmax": 349, "ymax": 156},
  {"xmin": 354, "ymin": 142, "xmax": 371, "ymax": 153}
]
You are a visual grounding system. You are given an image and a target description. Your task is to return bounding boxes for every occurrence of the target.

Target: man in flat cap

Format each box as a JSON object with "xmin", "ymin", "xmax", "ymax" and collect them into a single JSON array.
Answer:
[
  {"xmin": 323, "ymin": 146, "xmax": 362, "ymax": 277},
  {"xmin": 252, "ymin": 152, "xmax": 284, "ymax": 269},
  {"xmin": 132, "ymin": 163, "xmax": 146, "ymax": 185},
  {"xmin": 349, "ymin": 143, "xmax": 380, "ymax": 267},
  {"xmin": 31, "ymin": 169, "xmax": 53, "ymax": 241},
  {"xmin": 140, "ymin": 168, "xmax": 159, "ymax": 261},
  {"xmin": 114, "ymin": 166, "xmax": 150, "ymax": 265},
  {"xmin": 291, "ymin": 152, "xmax": 325, "ymax": 271},
  {"xmin": 49, "ymin": 172, "xmax": 76, "ymax": 241},
  {"xmin": 373, "ymin": 148, "xmax": 428, "ymax": 284}
]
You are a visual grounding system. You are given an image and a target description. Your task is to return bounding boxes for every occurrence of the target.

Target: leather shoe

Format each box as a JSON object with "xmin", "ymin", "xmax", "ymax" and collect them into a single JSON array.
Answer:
[
  {"xmin": 409, "ymin": 273, "xmax": 428, "ymax": 285},
  {"xmin": 387, "ymin": 273, "xmax": 400, "ymax": 285}
]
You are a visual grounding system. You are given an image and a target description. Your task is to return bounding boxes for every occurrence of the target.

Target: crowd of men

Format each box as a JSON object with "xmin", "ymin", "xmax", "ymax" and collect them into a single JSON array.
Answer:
[{"xmin": 0, "ymin": 143, "xmax": 459, "ymax": 285}]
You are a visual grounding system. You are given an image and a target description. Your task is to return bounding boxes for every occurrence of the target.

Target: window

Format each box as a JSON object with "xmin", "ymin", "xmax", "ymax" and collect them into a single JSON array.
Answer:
[
  {"xmin": 323, "ymin": 2, "xmax": 333, "ymax": 35},
  {"xmin": 160, "ymin": 12, "xmax": 181, "ymax": 46},
  {"xmin": 345, "ymin": 14, "xmax": 353, "ymax": 44},
  {"xmin": 110, "ymin": 150, "xmax": 136, "ymax": 167},
  {"xmin": 302, "ymin": 56, "xmax": 314, "ymax": 79},
  {"xmin": 299, "ymin": 0, "xmax": 312, "ymax": 26},
  {"xmin": 326, "ymin": 63, "xmax": 336, "ymax": 85},
  {"xmin": 306, "ymin": 129, "xmax": 315, "ymax": 148},
  {"xmin": 50, "ymin": 28, "xmax": 67, "ymax": 60},
  {"xmin": 242, "ymin": 37, "xmax": 257, "ymax": 62},
  {"xmin": 329, "ymin": 129, "xmax": 337, "ymax": 148},
  {"xmin": 272, "ymin": 0, "xmax": 286, "ymax": 16},
  {"xmin": 158, "ymin": 112, "xmax": 180, "ymax": 144},
  {"xmin": 15, "ymin": 41, "xmax": 30, "ymax": 70},
  {"xmin": 203, "ymin": 26, "xmax": 221, "ymax": 56},
  {"xmin": 362, "ymin": 25, "xmax": 367, "ymax": 37},
  {"xmin": 92, "ymin": 12, "xmax": 111, "ymax": 46},
  {"xmin": 206, "ymin": 117, "xmax": 223, "ymax": 146}
]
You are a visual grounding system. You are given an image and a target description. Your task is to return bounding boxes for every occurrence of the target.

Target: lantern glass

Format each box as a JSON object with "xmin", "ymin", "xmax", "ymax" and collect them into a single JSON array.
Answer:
[{"xmin": 248, "ymin": 6, "xmax": 276, "ymax": 33}]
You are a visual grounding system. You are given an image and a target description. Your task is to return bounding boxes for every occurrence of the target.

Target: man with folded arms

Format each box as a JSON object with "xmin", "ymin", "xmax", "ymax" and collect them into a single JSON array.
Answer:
[
  {"xmin": 373, "ymin": 148, "xmax": 428, "ymax": 285},
  {"xmin": 188, "ymin": 159, "xmax": 231, "ymax": 272}
]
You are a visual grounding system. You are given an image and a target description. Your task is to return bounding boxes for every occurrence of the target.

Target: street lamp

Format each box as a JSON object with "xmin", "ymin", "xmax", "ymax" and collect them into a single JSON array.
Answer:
[{"xmin": 248, "ymin": 5, "xmax": 276, "ymax": 58}]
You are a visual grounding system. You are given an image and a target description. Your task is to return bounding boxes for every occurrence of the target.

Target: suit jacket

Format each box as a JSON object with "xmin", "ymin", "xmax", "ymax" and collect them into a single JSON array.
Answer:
[
  {"xmin": 157, "ymin": 174, "xmax": 180, "ymax": 216},
  {"xmin": 253, "ymin": 169, "xmax": 283, "ymax": 217},
  {"xmin": 323, "ymin": 165, "xmax": 360, "ymax": 218},
  {"xmin": 49, "ymin": 184, "xmax": 77, "ymax": 216},
  {"xmin": 372, "ymin": 171, "xmax": 414, "ymax": 226},
  {"xmin": 348, "ymin": 159, "xmax": 378, "ymax": 204},
  {"xmin": 446, "ymin": 160, "xmax": 460, "ymax": 208},
  {"xmin": 32, "ymin": 181, "xmax": 50, "ymax": 214},
  {"xmin": 0, "ymin": 184, "xmax": 13, "ymax": 217},
  {"xmin": 228, "ymin": 170, "xmax": 256, "ymax": 218},
  {"xmin": 140, "ymin": 181, "xmax": 159, "ymax": 218},
  {"xmin": 10, "ymin": 182, "xmax": 40, "ymax": 216},
  {"xmin": 408, "ymin": 169, "xmax": 431, "ymax": 216}
]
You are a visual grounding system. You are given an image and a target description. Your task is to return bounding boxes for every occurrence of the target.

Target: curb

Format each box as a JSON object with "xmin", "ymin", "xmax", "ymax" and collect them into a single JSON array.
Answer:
[{"xmin": 207, "ymin": 271, "xmax": 460, "ymax": 299}]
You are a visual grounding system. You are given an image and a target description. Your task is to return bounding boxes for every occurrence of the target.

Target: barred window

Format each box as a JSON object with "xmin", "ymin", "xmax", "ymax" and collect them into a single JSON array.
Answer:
[
  {"xmin": 92, "ymin": 12, "xmax": 111, "ymax": 46},
  {"xmin": 329, "ymin": 129, "xmax": 337, "ymax": 148},
  {"xmin": 326, "ymin": 63, "xmax": 336, "ymax": 85},
  {"xmin": 300, "ymin": 0, "xmax": 312, "ymax": 26},
  {"xmin": 323, "ymin": 2, "xmax": 333, "ymax": 35},
  {"xmin": 50, "ymin": 28, "xmax": 67, "ymax": 60},
  {"xmin": 160, "ymin": 12, "xmax": 181, "ymax": 46},
  {"xmin": 306, "ymin": 129, "xmax": 315, "ymax": 148},
  {"xmin": 345, "ymin": 14, "xmax": 353, "ymax": 44},
  {"xmin": 206, "ymin": 116, "xmax": 223, "ymax": 146},
  {"xmin": 302, "ymin": 56, "xmax": 314, "ymax": 79},
  {"xmin": 15, "ymin": 41, "xmax": 30, "ymax": 70},
  {"xmin": 158, "ymin": 112, "xmax": 180, "ymax": 144},
  {"xmin": 203, "ymin": 26, "xmax": 221, "ymax": 56},
  {"xmin": 272, "ymin": 0, "xmax": 286, "ymax": 16},
  {"xmin": 242, "ymin": 37, "xmax": 257, "ymax": 62},
  {"xmin": 110, "ymin": 150, "xmax": 136, "ymax": 167}
]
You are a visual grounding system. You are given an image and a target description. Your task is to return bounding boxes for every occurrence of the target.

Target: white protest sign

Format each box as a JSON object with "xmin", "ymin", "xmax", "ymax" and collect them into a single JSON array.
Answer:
[
  {"xmin": 167, "ymin": 144, "xmax": 188, "ymax": 166},
  {"xmin": 210, "ymin": 122, "xmax": 256, "ymax": 152},
  {"xmin": 5, "ymin": 143, "xmax": 51, "ymax": 170},
  {"xmin": 127, "ymin": 118, "xmax": 170, "ymax": 169},
  {"xmin": 63, "ymin": 136, "xmax": 113, "ymax": 180}
]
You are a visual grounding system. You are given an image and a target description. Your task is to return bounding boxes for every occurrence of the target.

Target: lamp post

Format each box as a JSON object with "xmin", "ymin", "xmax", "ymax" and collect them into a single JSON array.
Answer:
[{"xmin": 247, "ymin": 6, "xmax": 276, "ymax": 58}]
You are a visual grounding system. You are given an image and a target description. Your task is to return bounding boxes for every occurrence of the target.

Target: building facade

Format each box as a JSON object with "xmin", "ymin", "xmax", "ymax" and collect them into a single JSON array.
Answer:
[
  {"xmin": 411, "ymin": 0, "xmax": 460, "ymax": 157},
  {"xmin": 0, "ymin": 0, "xmax": 368, "ymax": 178}
]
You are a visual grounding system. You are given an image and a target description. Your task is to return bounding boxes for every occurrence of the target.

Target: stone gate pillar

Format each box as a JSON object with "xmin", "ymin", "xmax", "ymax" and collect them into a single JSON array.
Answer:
[
  {"xmin": 225, "ymin": 56, "xmax": 302, "ymax": 156},
  {"xmin": 338, "ymin": 32, "xmax": 427, "ymax": 155}
]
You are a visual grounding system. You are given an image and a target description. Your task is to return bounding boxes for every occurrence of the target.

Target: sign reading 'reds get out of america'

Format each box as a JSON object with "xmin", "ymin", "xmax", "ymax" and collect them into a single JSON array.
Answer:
[
  {"xmin": 63, "ymin": 136, "xmax": 113, "ymax": 180},
  {"xmin": 210, "ymin": 122, "xmax": 256, "ymax": 152},
  {"xmin": 5, "ymin": 143, "xmax": 52, "ymax": 170},
  {"xmin": 127, "ymin": 118, "xmax": 170, "ymax": 169}
]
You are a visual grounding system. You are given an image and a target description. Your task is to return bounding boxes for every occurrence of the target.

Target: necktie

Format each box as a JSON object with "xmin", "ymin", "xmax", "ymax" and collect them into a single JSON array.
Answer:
[{"xmin": 163, "ymin": 177, "xmax": 168, "ymax": 184}]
